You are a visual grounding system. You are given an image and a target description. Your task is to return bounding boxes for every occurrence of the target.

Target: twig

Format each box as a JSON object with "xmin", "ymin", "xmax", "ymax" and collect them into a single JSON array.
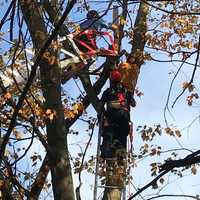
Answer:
[
  {"xmin": 146, "ymin": 194, "xmax": 200, "ymax": 200},
  {"xmin": 9, "ymin": 0, "xmax": 16, "ymax": 41},
  {"xmin": 75, "ymin": 119, "xmax": 97, "ymax": 200},
  {"xmin": 171, "ymin": 35, "xmax": 200, "ymax": 108},
  {"xmin": 128, "ymin": 169, "xmax": 170, "ymax": 200},
  {"xmin": 0, "ymin": 0, "xmax": 16, "ymax": 31},
  {"xmin": 143, "ymin": 0, "xmax": 200, "ymax": 16},
  {"xmin": 164, "ymin": 56, "xmax": 190, "ymax": 127}
]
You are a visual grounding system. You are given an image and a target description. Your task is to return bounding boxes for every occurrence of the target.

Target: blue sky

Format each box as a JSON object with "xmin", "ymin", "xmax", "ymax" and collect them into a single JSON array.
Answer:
[{"xmin": 1, "ymin": 1, "xmax": 200, "ymax": 200}]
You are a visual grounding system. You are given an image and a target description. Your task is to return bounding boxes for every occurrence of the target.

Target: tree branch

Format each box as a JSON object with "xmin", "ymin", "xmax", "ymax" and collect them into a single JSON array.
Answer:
[
  {"xmin": 79, "ymin": 65, "xmax": 103, "ymax": 114},
  {"xmin": 128, "ymin": 149, "xmax": 200, "ymax": 200},
  {"xmin": 171, "ymin": 35, "xmax": 200, "ymax": 108},
  {"xmin": 0, "ymin": 0, "xmax": 76, "ymax": 163},
  {"xmin": 160, "ymin": 149, "xmax": 200, "ymax": 171},
  {"xmin": 147, "ymin": 194, "xmax": 200, "ymax": 200},
  {"xmin": 143, "ymin": 0, "xmax": 200, "ymax": 16},
  {"xmin": 29, "ymin": 58, "xmax": 112, "ymax": 199}
]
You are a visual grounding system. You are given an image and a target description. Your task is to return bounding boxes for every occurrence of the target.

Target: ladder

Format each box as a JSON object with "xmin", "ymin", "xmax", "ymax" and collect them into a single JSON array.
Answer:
[
  {"xmin": 93, "ymin": 114, "xmax": 127, "ymax": 200},
  {"xmin": 93, "ymin": 5, "xmax": 127, "ymax": 199}
]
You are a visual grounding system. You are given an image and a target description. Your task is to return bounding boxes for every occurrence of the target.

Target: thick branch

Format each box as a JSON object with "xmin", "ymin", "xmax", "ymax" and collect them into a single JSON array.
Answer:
[
  {"xmin": 131, "ymin": 2, "xmax": 148, "ymax": 59},
  {"xmin": 126, "ymin": 2, "xmax": 149, "ymax": 92},
  {"xmin": 28, "ymin": 156, "xmax": 49, "ymax": 200},
  {"xmin": 118, "ymin": 0, "xmax": 128, "ymax": 51},
  {"xmin": 29, "ymin": 58, "xmax": 112, "ymax": 199},
  {"xmin": 160, "ymin": 150, "xmax": 200, "ymax": 171},
  {"xmin": 128, "ymin": 150, "xmax": 200, "ymax": 200},
  {"xmin": 79, "ymin": 67, "xmax": 102, "ymax": 114}
]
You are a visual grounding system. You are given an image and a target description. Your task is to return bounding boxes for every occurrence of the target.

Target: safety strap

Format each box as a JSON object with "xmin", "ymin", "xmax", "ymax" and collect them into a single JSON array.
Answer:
[
  {"xmin": 74, "ymin": 30, "xmax": 117, "ymax": 57},
  {"xmin": 129, "ymin": 122, "xmax": 133, "ymax": 152}
]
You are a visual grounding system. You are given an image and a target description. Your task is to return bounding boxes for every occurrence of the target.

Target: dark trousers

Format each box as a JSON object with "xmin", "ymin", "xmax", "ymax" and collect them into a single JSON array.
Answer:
[{"xmin": 101, "ymin": 109, "xmax": 130, "ymax": 159}]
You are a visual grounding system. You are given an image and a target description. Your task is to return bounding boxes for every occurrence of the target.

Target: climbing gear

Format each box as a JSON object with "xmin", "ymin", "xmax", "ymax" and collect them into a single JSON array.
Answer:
[
  {"xmin": 59, "ymin": 29, "xmax": 117, "ymax": 83},
  {"xmin": 105, "ymin": 84, "xmax": 130, "ymax": 113},
  {"xmin": 1, "ymin": 27, "xmax": 117, "ymax": 89},
  {"xmin": 74, "ymin": 30, "xmax": 117, "ymax": 57},
  {"xmin": 107, "ymin": 100, "xmax": 121, "ymax": 109},
  {"xmin": 117, "ymin": 92, "xmax": 125, "ymax": 105}
]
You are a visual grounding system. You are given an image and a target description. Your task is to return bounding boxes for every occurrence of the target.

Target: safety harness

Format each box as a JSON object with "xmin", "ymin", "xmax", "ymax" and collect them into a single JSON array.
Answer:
[{"xmin": 74, "ymin": 29, "xmax": 117, "ymax": 57}]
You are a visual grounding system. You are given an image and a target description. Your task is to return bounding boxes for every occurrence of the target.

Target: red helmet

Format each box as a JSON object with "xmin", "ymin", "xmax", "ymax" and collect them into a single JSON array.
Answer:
[{"xmin": 110, "ymin": 70, "xmax": 121, "ymax": 82}]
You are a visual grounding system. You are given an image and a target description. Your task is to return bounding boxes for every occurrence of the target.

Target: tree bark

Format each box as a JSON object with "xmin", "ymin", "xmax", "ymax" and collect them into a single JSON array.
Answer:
[
  {"xmin": 20, "ymin": 1, "xmax": 75, "ymax": 199},
  {"xmin": 29, "ymin": 50, "xmax": 113, "ymax": 199}
]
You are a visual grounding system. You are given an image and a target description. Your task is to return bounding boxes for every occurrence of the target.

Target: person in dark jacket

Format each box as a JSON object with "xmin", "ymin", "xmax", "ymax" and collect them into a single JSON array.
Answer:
[
  {"xmin": 75, "ymin": 10, "xmax": 108, "ymax": 53},
  {"xmin": 100, "ymin": 70, "xmax": 135, "ymax": 159},
  {"xmin": 75, "ymin": 10, "xmax": 117, "ymax": 56},
  {"xmin": 80, "ymin": 10, "xmax": 108, "ymax": 31}
]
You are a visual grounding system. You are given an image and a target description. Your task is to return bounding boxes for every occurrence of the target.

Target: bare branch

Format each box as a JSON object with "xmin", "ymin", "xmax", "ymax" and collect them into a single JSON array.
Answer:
[
  {"xmin": 171, "ymin": 35, "xmax": 200, "ymax": 108},
  {"xmin": 146, "ymin": 194, "xmax": 200, "ymax": 200},
  {"xmin": 143, "ymin": 0, "xmax": 200, "ymax": 16},
  {"xmin": 75, "ymin": 119, "xmax": 97, "ymax": 200},
  {"xmin": 0, "ymin": 0, "xmax": 16, "ymax": 31},
  {"xmin": 128, "ymin": 149, "xmax": 200, "ymax": 200}
]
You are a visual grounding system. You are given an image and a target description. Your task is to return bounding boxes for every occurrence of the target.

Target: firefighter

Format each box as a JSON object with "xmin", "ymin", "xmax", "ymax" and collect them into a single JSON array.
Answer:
[{"xmin": 100, "ymin": 69, "xmax": 135, "ymax": 159}]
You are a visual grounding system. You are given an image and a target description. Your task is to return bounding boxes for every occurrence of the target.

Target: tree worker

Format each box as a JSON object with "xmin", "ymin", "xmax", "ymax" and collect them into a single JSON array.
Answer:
[
  {"xmin": 60, "ymin": 10, "xmax": 116, "ymax": 83},
  {"xmin": 80, "ymin": 10, "xmax": 109, "ymax": 31},
  {"xmin": 75, "ymin": 10, "xmax": 117, "ymax": 56},
  {"xmin": 100, "ymin": 69, "xmax": 135, "ymax": 160}
]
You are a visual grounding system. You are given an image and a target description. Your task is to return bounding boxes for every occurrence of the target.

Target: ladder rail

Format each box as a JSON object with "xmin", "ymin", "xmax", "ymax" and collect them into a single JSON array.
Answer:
[
  {"xmin": 93, "ymin": 114, "xmax": 103, "ymax": 200},
  {"xmin": 93, "ymin": 113, "xmax": 128, "ymax": 200}
]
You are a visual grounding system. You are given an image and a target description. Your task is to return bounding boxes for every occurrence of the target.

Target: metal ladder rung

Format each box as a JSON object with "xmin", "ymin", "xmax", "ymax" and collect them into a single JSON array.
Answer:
[
  {"xmin": 94, "ymin": 113, "xmax": 127, "ymax": 200},
  {"xmin": 97, "ymin": 185, "xmax": 124, "ymax": 189}
]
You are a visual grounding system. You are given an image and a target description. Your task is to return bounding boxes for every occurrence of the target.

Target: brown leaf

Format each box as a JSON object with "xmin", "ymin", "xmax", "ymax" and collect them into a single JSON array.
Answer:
[
  {"xmin": 159, "ymin": 177, "xmax": 165, "ymax": 184},
  {"xmin": 4, "ymin": 92, "xmax": 12, "ymax": 100},
  {"xmin": 31, "ymin": 155, "xmax": 38, "ymax": 162},
  {"xmin": 175, "ymin": 130, "xmax": 181, "ymax": 138},
  {"xmin": 191, "ymin": 164, "xmax": 197, "ymax": 175}
]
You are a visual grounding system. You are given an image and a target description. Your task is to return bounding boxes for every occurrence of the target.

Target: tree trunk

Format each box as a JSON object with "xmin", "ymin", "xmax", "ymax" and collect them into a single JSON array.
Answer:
[
  {"xmin": 102, "ymin": 2, "xmax": 149, "ymax": 200},
  {"xmin": 102, "ymin": 159, "xmax": 125, "ymax": 200},
  {"xmin": 103, "ymin": 189, "xmax": 122, "ymax": 200},
  {"xmin": 20, "ymin": 1, "xmax": 75, "ymax": 199}
]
